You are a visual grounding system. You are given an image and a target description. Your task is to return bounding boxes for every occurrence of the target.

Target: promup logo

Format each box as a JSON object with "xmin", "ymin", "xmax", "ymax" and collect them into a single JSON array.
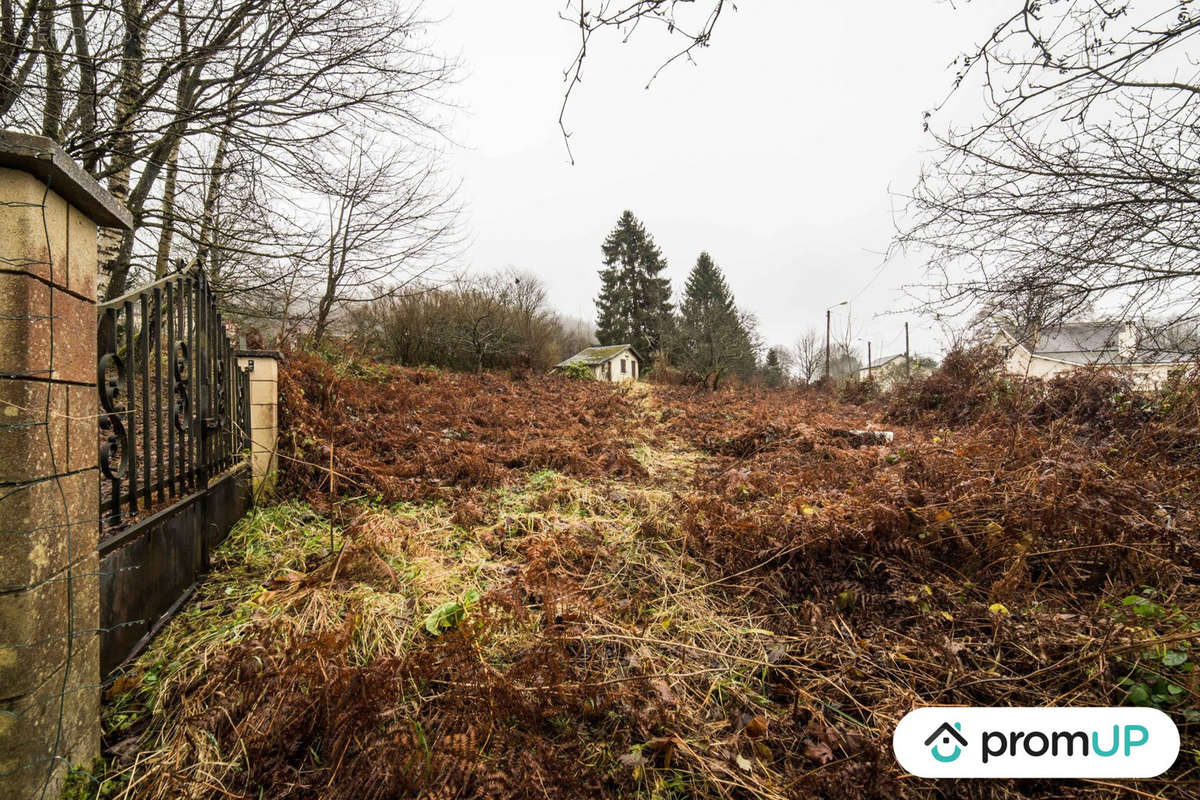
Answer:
[
  {"xmin": 894, "ymin": 707, "xmax": 1179, "ymax": 778},
  {"xmin": 924, "ymin": 722, "xmax": 967, "ymax": 763}
]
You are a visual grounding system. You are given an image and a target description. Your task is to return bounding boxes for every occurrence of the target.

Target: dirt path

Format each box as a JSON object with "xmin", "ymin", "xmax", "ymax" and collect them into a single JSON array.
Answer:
[{"xmin": 627, "ymin": 383, "xmax": 706, "ymax": 491}]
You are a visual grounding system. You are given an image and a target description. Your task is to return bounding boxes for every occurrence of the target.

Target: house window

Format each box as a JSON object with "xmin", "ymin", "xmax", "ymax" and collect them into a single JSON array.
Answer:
[{"xmin": 621, "ymin": 359, "xmax": 627, "ymax": 374}]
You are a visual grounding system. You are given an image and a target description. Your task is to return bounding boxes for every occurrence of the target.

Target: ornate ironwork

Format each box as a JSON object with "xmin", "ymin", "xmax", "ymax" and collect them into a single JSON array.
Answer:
[
  {"xmin": 97, "ymin": 351, "xmax": 128, "ymax": 527},
  {"xmin": 98, "ymin": 268, "xmax": 251, "ymax": 531}
]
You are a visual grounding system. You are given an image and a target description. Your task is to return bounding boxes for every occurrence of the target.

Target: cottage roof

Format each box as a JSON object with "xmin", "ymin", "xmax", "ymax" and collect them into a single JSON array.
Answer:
[
  {"xmin": 863, "ymin": 353, "xmax": 905, "ymax": 369},
  {"xmin": 997, "ymin": 320, "xmax": 1191, "ymax": 366},
  {"xmin": 555, "ymin": 344, "xmax": 641, "ymax": 368}
]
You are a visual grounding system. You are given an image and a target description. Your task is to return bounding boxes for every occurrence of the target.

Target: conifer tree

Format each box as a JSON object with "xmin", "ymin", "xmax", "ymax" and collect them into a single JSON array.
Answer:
[
  {"xmin": 675, "ymin": 251, "xmax": 757, "ymax": 388},
  {"xmin": 595, "ymin": 211, "xmax": 673, "ymax": 359},
  {"xmin": 680, "ymin": 251, "xmax": 735, "ymax": 320},
  {"xmin": 763, "ymin": 348, "xmax": 785, "ymax": 388}
]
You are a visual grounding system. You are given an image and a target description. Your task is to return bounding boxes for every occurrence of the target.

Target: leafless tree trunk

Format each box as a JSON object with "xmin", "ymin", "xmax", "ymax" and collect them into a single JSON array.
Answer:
[
  {"xmin": 36, "ymin": 0, "xmax": 61, "ymax": 139},
  {"xmin": 303, "ymin": 131, "xmax": 458, "ymax": 346},
  {"xmin": 153, "ymin": 139, "xmax": 180, "ymax": 278},
  {"xmin": 792, "ymin": 329, "xmax": 822, "ymax": 385}
]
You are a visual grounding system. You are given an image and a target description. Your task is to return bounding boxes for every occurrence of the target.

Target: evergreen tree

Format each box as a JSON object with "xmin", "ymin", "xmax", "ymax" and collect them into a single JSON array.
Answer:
[
  {"xmin": 595, "ymin": 211, "xmax": 673, "ymax": 359},
  {"xmin": 674, "ymin": 251, "xmax": 757, "ymax": 388},
  {"xmin": 680, "ymin": 251, "xmax": 735, "ymax": 320},
  {"xmin": 763, "ymin": 347, "xmax": 784, "ymax": 387}
]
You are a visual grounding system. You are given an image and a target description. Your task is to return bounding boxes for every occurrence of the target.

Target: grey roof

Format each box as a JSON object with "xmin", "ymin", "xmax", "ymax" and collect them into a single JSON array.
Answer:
[
  {"xmin": 862, "ymin": 353, "xmax": 906, "ymax": 370},
  {"xmin": 555, "ymin": 344, "xmax": 640, "ymax": 368},
  {"xmin": 999, "ymin": 321, "xmax": 1191, "ymax": 365}
]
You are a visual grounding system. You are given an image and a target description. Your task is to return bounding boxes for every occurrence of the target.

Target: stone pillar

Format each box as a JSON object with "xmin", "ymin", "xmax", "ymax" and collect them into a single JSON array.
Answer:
[
  {"xmin": 235, "ymin": 350, "xmax": 280, "ymax": 493},
  {"xmin": 0, "ymin": 132, "xmax": 132, "ymax": 799}
]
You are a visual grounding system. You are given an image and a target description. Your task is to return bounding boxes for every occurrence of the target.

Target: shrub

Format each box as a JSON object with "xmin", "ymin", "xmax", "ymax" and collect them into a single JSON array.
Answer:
[
  {"xmin": 561, "ymin": 361, "xmax": 593, "ymax": 381},
  {"xmin": 885, "ymin": 345, "xmax": 1008, "ymax": 424}
]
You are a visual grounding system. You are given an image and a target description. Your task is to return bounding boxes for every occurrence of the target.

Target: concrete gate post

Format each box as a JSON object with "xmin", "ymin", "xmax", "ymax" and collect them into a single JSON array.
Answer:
[{"xmin": 235, "ymin": 350, "xmax": 281, "ymax": 494}]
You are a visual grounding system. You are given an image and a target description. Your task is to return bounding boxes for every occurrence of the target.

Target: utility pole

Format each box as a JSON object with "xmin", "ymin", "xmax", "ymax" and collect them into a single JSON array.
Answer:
[
  {"xmin": 824, "ymin": 301, "xmax": 847, "ymax": 380},
  {"xmin": 904, "ymin": 321, "xmax": 910, "ymax": 377},
  {"xmin": 867, "ymin": 341, "xmax": 872, "ymax": 380},
  {"xmin": 825, "ymin": 309, "xmax": 831, "ymax": 379}
]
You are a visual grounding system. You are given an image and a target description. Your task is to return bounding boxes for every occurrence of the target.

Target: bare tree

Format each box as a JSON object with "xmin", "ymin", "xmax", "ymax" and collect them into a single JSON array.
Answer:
[
  {"xmin": 503, "ymin": 268, "xmax": 560, "ymax": 367},
  {"xmin": 901, "ymin": 1, "xmax": 1200, "ymax": 346},
  {"xmin": 447, "ymin": 278, "xmax": 515, "ymax": 373},
  {"xmin": 792, "ymin": 329, "xmax": 822, "ymax": 384},
  {"xmin": 552, "ymin": 314, "xmax": 597, "ymax": 361},
  {"xmin": 1, "ymin": 0, "xmax": 457, "ymax": 308},
  {"xmin": 829, "ymin": 316, "xmax": 861, "ymax": 380},
  {"xmin": 299, "ymin": 132, "xmax": 457, "ymax": 346},
  {"xmin": 559, "ymin": 1, "xmax": 731, "ymax": 162}
]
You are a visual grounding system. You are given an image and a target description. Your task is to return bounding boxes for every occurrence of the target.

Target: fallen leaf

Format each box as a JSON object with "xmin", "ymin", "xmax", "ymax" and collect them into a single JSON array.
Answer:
[
  {"xmin": 804, "ymin": 741, "xmax": 834, "ymax": 764},
  {"xmin": 643, "ymin": 737, "xmax": 677, "ymax": 769},
  {"xmin": 743, "ymin": 715, "xmax": 768, "ymax": 738},
  {"xmin": 766, "ymin": 645, "xmax": 789, "ymax": 665},
  {"xmin": 651, "ymin": 678, "xmax": 676, "ymax": 707}
]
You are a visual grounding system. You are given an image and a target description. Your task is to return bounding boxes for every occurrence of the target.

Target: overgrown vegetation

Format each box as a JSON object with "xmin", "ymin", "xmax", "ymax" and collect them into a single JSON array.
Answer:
[{"xmin": 93, "ymin": 353, "xmax": 1200, "ymax": 799}]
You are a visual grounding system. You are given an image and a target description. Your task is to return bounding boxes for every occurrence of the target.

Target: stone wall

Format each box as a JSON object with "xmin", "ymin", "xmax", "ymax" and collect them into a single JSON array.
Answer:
[{"xmin": 0, "ymin": 134, "xmax": 131, "ymax": 799}]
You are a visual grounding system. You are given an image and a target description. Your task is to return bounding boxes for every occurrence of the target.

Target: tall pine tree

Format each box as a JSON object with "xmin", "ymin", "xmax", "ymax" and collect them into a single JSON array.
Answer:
[
  {"xmin": 595, "ymin": 211, "xmax": 673, "ymax": 359},
  {"xmin": 675, "ymin": 251, "xmax": 757, "ymax": 388}
]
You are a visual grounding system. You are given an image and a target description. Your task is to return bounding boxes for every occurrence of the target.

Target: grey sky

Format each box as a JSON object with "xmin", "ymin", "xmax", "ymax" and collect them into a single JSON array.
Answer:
[{"xmin": 430, "ymin": 2, "xmax": 1008, "ymax": 360}]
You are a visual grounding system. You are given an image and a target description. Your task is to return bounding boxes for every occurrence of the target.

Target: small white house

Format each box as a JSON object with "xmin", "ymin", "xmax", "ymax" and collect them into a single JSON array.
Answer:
[
  {"xmin": 992, "ymin": 320, "xmax": 1192, "ymax": 388},
  {"xmin": 555, "ymin": 344, "xmax": 642, "ymax": 382},
  {"xmin": 857, "ymin": 353, "xmax": 932, "ymax": 389}
]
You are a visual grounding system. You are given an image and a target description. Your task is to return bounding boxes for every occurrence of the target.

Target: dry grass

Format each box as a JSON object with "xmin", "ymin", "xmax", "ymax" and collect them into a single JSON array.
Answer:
[{"xmin": 91, "ymin": 356, "xmax": 1200, "ymax": 800}]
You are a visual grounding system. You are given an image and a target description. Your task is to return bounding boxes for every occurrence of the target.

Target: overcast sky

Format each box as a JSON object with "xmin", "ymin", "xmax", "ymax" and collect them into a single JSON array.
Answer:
[{"xmin": 428, "ymin": 1, "xmax": 1009, "ymax": 360}]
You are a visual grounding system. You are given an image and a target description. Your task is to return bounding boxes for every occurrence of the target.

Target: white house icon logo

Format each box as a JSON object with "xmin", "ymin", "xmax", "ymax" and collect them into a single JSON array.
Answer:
[{"xmin": 924, "ymin": 722, "xmax": 967, "ymax": 762}]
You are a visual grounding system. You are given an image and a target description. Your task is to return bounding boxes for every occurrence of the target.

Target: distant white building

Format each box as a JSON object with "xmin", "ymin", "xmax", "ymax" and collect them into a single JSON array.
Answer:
[
  {"xmin": 857, "ymin": 354, "xmax": 921, "ymax": 388},
  {"xmin": 555, "ymin": 344, "xmax": 642, "ymax": 382},
  {"xmin": 992, "ymin": 320, "xmax": 1192, "ymax": 388}
]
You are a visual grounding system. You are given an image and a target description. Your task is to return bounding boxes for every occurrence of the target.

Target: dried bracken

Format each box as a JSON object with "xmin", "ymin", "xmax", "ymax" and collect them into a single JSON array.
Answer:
[
  {"xmin": 100, "ymin": 355, "xmax": 1200, "ymax": 799},
  {"xmin": 277, "ymin": 352, "xmax": 648, "ymax": 506}
]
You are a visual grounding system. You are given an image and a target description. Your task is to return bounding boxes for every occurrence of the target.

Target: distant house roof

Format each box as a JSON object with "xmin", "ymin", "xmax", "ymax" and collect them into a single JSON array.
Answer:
[
  {"xmin": 863, "ymin": 353, "xmax": 906, "ymax": 370},
  {"xmin": 997, "ymin": 320, "xmax": 1191, "ymax": 366},
  {"xmin": 555, "ymin": 344, "xmax": 642, "ymax": 368}
]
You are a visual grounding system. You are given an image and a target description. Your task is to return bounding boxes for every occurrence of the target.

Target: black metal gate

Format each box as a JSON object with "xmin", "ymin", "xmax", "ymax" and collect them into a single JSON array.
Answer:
[{"xmin": 96, "ymin": 267, "xmax": 252, "ymax": 676}]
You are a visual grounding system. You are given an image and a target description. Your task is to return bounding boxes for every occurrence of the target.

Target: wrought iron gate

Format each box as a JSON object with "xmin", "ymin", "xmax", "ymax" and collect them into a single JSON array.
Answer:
[
  {"xmin": 96, "ymin": 267, "xmax": 252, "ymax": 675},
  {"xmin": 97, "ymin": 267, "xmax": 250, "ymax": 528}
]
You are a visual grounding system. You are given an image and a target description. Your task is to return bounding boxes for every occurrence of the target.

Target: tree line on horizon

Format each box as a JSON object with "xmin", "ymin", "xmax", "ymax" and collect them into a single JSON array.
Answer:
[
  {"xmin": 340, "ymin": 208, "xmax": 919, "ymax": 387},
  {"xmin": 344, "ymin": 269, "xmax": 593, "ymax": 373},
  {"xmin": 592, "ymin": 210, "xmax": 916, "ymax": 389}
]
